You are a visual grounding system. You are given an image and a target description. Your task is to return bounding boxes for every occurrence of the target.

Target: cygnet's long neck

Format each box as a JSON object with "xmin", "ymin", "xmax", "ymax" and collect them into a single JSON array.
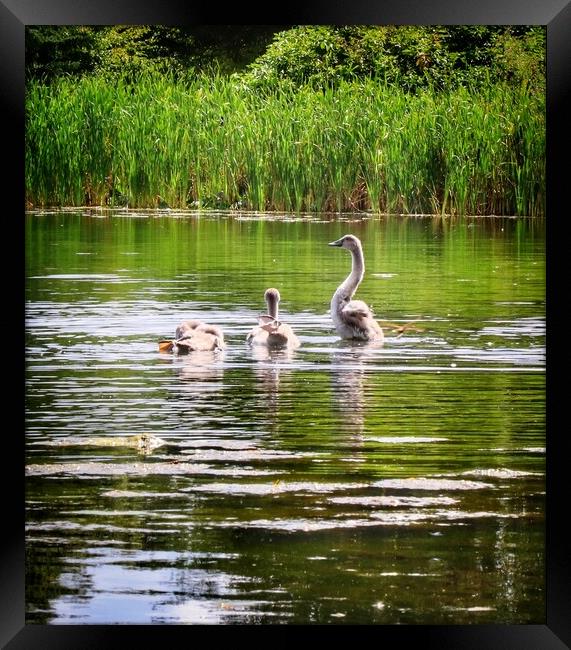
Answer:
[
  {"xmin": 335, "ymin": 244, "xmax": 365, "ymax": 302},
  {"xmin": 265, "ymin": 292, "xmax": 280, "ymax": 320}
]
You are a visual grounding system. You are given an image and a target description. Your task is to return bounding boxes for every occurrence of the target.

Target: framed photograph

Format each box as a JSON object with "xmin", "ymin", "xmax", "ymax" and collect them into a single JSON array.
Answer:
[{"xmin": 6, "ymin": 0, "xmax": 568, "ymax": 647}]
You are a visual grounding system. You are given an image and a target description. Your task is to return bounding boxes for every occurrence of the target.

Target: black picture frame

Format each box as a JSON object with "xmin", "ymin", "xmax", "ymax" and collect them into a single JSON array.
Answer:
[{"xmin": 5, "ymin": 1, "xmax": 569, "ymax": 647}]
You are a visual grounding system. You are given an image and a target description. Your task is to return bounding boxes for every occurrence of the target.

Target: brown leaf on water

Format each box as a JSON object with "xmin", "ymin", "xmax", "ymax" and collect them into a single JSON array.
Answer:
[{"xmin": 379, "ymin": 320, "xmax": 425, "ymax": 337}]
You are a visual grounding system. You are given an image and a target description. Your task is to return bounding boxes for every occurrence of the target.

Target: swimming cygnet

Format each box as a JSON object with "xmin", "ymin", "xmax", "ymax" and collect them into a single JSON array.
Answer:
[
  {"xmin": 159, "ymin": 319, "xmax": 225, "ymax": 353},
  {"xmin": 246, "ymin": 288, "xmax": 300, "ymax": 349},
  {"xmin": 328, "ymin": 234, "xmax": 384, "ymax": 343}
]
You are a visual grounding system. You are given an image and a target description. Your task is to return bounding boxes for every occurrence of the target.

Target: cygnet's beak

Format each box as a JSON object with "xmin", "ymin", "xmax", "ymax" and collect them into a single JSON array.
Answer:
[
  {"xmin": 258, "ymin": 314, "xmax": 278, "ymax": 326},
  {"xmin": 328, "ymin": 238, "xmax": 343, "ymax": 247},
  {"xmin": 258, "ymin": 314, "xmax": 281, "ymax": 332}
]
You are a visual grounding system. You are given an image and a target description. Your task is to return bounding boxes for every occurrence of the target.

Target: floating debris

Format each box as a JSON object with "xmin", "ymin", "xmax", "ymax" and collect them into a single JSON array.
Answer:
[
  {"xmin": 372, "ymin": 478, "xmax": 494, "ymax": 491},
  {"xmin": 26, "ymin": 462, "xmax": 281, "ymax": 478},
  {"xmin": 42, "ymin": 433, "xmax": 167, "ymax": 453},
  {"xmin": 459, "ymin": 468, "xmax": 540, "ymax": 479}
]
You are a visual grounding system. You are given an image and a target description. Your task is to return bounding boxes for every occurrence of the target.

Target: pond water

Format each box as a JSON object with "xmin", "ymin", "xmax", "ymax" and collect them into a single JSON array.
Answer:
[{"xmin": 25, "ymin": 210, "xmax": 545, "ymax": 625}]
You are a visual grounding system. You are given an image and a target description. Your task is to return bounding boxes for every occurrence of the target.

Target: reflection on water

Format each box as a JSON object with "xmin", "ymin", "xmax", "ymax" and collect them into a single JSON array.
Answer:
[
  {"xmin": 173, "ymin": 350, "xmax": 226, "ymax": 382},
  {"xmin": 26, "ymin": 211, "xmax": 545, "ymax": 625},
  {"xmin": 331, "ymin": 348, "xmax": 366, "ymax": 440},
  {"xmin": 330, "ymin": 342, "xmax": 386, "ymax": 448}
]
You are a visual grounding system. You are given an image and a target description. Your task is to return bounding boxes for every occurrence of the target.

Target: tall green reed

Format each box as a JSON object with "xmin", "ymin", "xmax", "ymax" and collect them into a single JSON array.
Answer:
[{"xmin": 26, "ymin": 72, "xmax": 545, "ymax": 215}]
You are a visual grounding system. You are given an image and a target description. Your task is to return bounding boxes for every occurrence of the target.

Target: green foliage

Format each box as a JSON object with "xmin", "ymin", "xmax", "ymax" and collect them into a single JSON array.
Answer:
[
  {"xmin": 25, "ymin": 26, "xmax": 101, "ymax": 79},
  {"xmin": 94, "ymin": 26, "xmax": 187, "ymax": 80},
  {"xmin": 489, "ymin": 28, "xmax": 546, "ymax": 93},
  {"xmin": 240, "ymin": 26, "xmax": 545, "ymax": 93},
  {"xmin": 26, "ymin": 25, "xmax": 545, "ymax": 96},
  {"xmin": 26, "ymin": 26, "xmax": 281, "ymax": 81},
  {"xmin": 25, "ymin": 73, "xmax": 545, "ymax": 216},
  {"xmin": 237, "ymin": 26, "xmax": 352, "ymax": 89},
  {"xmin": 173, "ymin": 26, "xmax": 285, "ymax": 74}
]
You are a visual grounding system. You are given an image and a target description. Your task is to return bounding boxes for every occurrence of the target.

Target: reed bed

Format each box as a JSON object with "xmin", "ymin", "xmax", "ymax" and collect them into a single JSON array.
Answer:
[{"xmin": 25, "ymin": 73, "xmax": 545, "ymax": 215}]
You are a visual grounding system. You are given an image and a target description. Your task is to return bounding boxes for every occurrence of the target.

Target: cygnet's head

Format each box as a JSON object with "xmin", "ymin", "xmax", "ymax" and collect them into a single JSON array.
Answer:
[
  {"xmin": 264, "ymin": 288, "xmax": 281, "ymax": 304},
  {"xmin": 328, "ymin": 234, "xmax": 362, "ymax": 252}
]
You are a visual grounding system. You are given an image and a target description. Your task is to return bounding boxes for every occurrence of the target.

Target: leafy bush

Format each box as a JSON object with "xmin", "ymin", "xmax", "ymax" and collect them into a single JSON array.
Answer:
[
  {"xmin": 94, "ymin": 26, "xmax": 187, "ymax": 80},
  {"xmin": 239, "ymin": 26, "xmax": 545, "ymax": 93},
  {"xmin": 26, "ymin": 26, "xmax": 101, "ymax": 80},
  {"xmin": 490, "ymin": 28, "xmax": 546, "ymax": 93},
  {"xmin": 26, "ymin": 26, "xmax": 280, "ymax": 82}
]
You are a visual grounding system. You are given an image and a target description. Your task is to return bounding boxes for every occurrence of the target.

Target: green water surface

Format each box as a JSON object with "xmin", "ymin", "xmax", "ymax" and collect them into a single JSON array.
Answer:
[{"xmin": 25, "ymin": 210, "xmax": 545, "ymax": 624}]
